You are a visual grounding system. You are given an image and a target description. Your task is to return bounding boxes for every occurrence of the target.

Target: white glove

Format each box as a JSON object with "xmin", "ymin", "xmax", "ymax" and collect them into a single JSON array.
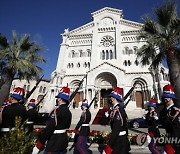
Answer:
[
  {"xmin": 146, "ymin": 135, "xmax": 151, "ymax": 144},
  {"xmin": 102, "ymin": 150, "xmax": 106, "ymax": 154},
  {"xmin": 105, "ymin": 111, "xmax": 109, "ymax": 117},
  {"xmin": 32, "ymin": 146, "xmax": 39, "ymax": 154},
  {"xmin": 71, "ymin": 132, "xmax": 75, "ymax": 138}
]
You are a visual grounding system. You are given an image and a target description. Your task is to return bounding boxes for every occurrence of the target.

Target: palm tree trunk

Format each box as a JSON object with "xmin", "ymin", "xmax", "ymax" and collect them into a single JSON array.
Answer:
[
  {"xmin": 0, "ymin": 76, "xmax": 14, "ymax": 107},
  {"xmin": 155, "ymin": 68, "xmax": 162, "ymax": 101},
  {"xmin": 166, "ymin": 51, "xmax": 180, "ymax": 108}
]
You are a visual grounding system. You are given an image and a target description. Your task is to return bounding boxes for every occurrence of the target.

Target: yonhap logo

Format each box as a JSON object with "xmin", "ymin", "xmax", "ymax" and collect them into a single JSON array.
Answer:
[
  {"xmin": 154, "ymin": 137, "xmax": 180, "ymax": 144},
  {"xmin": 136, "ymin": 133, "xmax": 180, "ymax": 147},
  {"xmin": 136, "ymin": 133, "xmax": 150, "ymax": 147}
]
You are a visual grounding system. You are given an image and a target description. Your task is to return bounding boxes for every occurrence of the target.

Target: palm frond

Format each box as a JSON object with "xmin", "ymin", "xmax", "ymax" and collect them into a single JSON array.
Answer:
[
  {"xmin": 0, "ymin": 33, "xmax": 8, "ymax": 49},
  {"xmin": 155, "ymin": 0, "xmax": 177, "ymax": 27}
]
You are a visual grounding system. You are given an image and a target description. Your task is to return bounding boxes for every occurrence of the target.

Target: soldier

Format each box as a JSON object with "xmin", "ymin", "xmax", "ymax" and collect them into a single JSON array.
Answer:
[
  {"xmin": 161, "ymin": 84, "xmax": 180, "ymax": 154},
  {"xmin": 32, "ymin": 86, "xmax": 72, "ymax": 154},
  {"xmin": 145, "ymin": 98, "xmax": 160, "ymax": 154},
  {"xmin": 72, "ymin": 99, "xmax": 91, "ymax": 154},
  {"xmin": 0, "ymin": 87, "xmax": 27, "ymax": 137},
  {"xmin": 104, "ymin": 87, "xmax": 130, "ymax": 154},
  {"xmin": 26, "ymin": 98, "xmax": 38, "ymax": 133}
]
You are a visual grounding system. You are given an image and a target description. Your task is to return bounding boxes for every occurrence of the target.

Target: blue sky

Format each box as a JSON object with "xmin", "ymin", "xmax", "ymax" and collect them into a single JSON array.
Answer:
[{"xmin": 1, "ymin": 0, "xmax": 179, "ymax": 79}]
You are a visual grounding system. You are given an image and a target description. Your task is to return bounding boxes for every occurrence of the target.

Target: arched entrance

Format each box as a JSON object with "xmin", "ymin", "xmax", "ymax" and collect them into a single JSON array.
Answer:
[
  {"xmin": 131, "ymin": 78, "xmax": 150, "ymax": 109},
  {"xmin": 95, "ymin": 72, "xmax": 117, "ymax": 107},
  {"xmin": 69, "ymin": 79, "xmax": 82, "ymax": 107}
]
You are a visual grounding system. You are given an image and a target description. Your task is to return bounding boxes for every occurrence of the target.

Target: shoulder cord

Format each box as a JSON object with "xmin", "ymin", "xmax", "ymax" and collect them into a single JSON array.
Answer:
[
  {"xmin": 167, "ymin": 107, "xmax": 180, "ymax": 121},
  {"xmin": 49, "ymin": 106, "xmax": 59, "ymax": 126},
  {"xmin": 110, "ymin": 106, "xmax": 123, "ymax": 126}
]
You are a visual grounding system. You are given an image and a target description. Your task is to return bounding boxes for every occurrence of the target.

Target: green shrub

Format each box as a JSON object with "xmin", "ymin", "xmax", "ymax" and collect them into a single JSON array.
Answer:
[{"xmin": 0, "ymin": 117, "xmax": 36, "ymax": 154}]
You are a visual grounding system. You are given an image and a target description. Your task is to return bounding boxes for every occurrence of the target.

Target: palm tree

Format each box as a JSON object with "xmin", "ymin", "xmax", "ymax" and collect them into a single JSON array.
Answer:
[
  {"xmin": 0, "ymin": 31, "xmax": 46, "ymax": 106},
  {"xmin": 137, "ymin": 0, "xmax": 180, "ymax": 107}
]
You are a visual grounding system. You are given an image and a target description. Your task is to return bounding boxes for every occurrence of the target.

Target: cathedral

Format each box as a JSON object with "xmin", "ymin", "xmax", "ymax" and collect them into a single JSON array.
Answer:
[{"xmin": 42, "ymin": 7, "xmax": 169, "ymax": 113}]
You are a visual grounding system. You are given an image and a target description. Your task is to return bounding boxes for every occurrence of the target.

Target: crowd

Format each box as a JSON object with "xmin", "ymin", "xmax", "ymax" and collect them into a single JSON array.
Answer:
[{"xmin": 0, "ymin": 83, "xmax": 179, "ymax": 154}]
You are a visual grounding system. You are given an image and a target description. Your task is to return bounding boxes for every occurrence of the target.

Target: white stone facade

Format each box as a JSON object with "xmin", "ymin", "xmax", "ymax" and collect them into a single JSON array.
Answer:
[{"xmin": 42, "ymin": 7, "xmax": 169, "ymax": 113}]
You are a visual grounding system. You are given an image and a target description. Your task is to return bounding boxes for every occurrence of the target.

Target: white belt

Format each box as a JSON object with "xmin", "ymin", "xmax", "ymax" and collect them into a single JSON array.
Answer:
[
  {"xmin": 119, "ymin": 131, "xmax": 126, "ymax": 136},
  {"xmin": 82, "ymin": 124, "xmax": 89, "ymax": 126},
  {"xmin": 1, "ymin": 128, "xmax": 15, "ymax": 132},
  {"xmin": 26, "ymin": 121, "xmax": 34, "ymax": 124},
  {"xmin": 54, "ymin": 129, "xmax": 66, "ymax": 134}
]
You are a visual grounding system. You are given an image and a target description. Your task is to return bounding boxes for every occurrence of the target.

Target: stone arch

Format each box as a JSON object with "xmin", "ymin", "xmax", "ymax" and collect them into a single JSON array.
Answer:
[
  {"xmin": 95, "ymin": 72, "xmax": 117, "ymax": 88},
  {"xmin": 131, "ymin": 78, "xmax": 150, "ymax": 109},
  {"xmin": 69, "ymin": 79, "xmax": 83, "ymax": 107},
  {"xmin": 95, "ymin": 72, "xmax": 117, "ymax": 107}
]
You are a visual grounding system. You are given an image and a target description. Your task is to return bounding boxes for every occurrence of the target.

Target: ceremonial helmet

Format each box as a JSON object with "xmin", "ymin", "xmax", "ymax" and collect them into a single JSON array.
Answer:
[
  {"xmin": 28, "ymin": 98, "xmax": 36, "ymax": 108},
  {"xmin": 55, "ymin": 86, "xmax": 70, "ymax": 103},
  {"xmin": 148, "ymin": 98, "xmax": 157, "ymax": 108},
  {"xmin": 161, "ymin": 84, "xmax": 176, "ymax": 99},
  {"xmin": 109, "ymin": 87, "xmax": 123, "ymax": 102},
  {"xmin": 11, "ymin": 87, "xmax": 25, "ymax": 101},
  {"xmin": 81, "ymin": 99, "xmax": 89, "ymax": 108}
]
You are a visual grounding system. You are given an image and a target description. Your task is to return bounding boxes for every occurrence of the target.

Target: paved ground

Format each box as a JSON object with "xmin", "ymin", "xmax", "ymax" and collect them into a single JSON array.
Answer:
[
  {"xmin": 66, "ymin": 143, "xmax": 152, "ymax": 154},
  {"xmin": 37, "ymin": 108, "xmax": 165, "ymax": 154},
  {"xmin": 40, "ymin": 144, "xmax": 153, "ymax": 154},
  {"xmin": 38, "ymin": 126, "xmax": 166, "ymax": 154}
]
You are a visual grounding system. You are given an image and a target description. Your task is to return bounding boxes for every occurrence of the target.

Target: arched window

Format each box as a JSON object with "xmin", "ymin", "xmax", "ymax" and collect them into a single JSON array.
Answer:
[
  {"xmin": 71, "ymin": 63, "xmax": 74, "ymax": 68},
  {"xmin": 110, "ymin": 50, "xmax": 113, "ymax": 59},
  {"xmin": 124, "ymin": 60, "xmax": 127, "ymax": 66},
  {"xmin": 72, "ymin": 50, "xmax": 75, "ymax": 58},
  {"xmin": 43, "ymin": 87, "xmax": 46, "ymax": 93},
  {"xmin": 125, "ymin": 47, "xmax": 129, "ymax": 54},
  {"xmin": 67, "ymin": 63, "xmax": 71, "ymax": 68},
  {"xmin": 128, "ymin": 60, "xmax": 131, "ymax": 66},
  {"xmin": 135, "ymin": 59, "xmax": 139, "ymax": 66},
  {"xmin": 106, "ymin": 50, "xmax": 109, "ymax": 60},
  {"xmin": 87, "ymin": 49, "xmax": 91, "ymax": 57},
  {"xmin": 39, "ymin": 86, "xmax": 43, "ymax": 93},
  {"xmin": 79, "ymin": 50, "xmax": 83, "ymax": 57},
  {"xmin": 102, "ymin": 50, "xmax": 105, "ymax": 60},
  {"xmin": 88, "ymin": 62, "xmax": 90, "ymax": 68},
  {"xmin": 77, "ymin": 63, "xmax": 80, "ymax": 68},
  {"xmin": 133, "ymin": 46, "xmax": 138, "ymax": 54}
]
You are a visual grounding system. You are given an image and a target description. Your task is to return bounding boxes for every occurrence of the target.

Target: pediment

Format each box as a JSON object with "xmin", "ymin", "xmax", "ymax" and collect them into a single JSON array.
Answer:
[
  {"xmin": 88, "ymin": 62, "xmax": 125, "ymax": 73},
  {"xmin": 91, "ymin": 7, "xmax": 123, "ymax": 18}
]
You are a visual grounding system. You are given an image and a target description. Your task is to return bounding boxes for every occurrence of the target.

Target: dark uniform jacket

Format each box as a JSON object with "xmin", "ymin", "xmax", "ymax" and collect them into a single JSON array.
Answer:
[
  {"xmin": 164, "ymin": 105, "xmax": 180, "ymax": 138},
  {"xmin": 26, "ymin": 108, "xmax": 38, "ymax": 133},
  {"xmin": 145, "ymin": 110, "xmax": 160, "ymax": 137},
  {"xmin": 27, "ymin": 108, "xmax": 38, "ymax": 122},
  {"xmin": 1, "ymin": 103, "xmax": 27, "ymax": 129},
  {"xmin": 109, "ymin": 103, "xmax": 130, "ymax": 154},
  {"xmin": 39, "ymin": 104, "xmax": 72, "ymax": 152},
  {"xmin": 75, "ymin": 109, "xmax": 91, "ymax": 136}
]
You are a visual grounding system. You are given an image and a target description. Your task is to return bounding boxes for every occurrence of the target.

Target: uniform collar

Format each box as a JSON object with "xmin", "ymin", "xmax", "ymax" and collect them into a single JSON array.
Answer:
[
  {"xmin": 166, "ymin": 104, "xmax": 174, "ymax": 110},
  {"xmin": 113, "ymin": 103, "xmax": 119, "ymax": 109}
]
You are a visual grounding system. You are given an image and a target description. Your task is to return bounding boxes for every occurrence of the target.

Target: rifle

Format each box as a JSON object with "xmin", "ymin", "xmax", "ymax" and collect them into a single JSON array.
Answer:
[
  {"xmin": 123, "ymin": 81, "xmax": 139, "ymax": 107},
  {"xmin": 69, "ymin": 133, "xmax": 79, "ymax": 151},
  {"xmin": 88, "ymin": 91, "xmax": 98, "ymax": 109},
  {"xmin": 24, "ymin": 75, "xmax": 44, "ymax": 104},
  {"xmin": 68, "ymin": 74, "xmax": 87, "ymax": 107},
  {"xmin": 35, "ymin": 92, "xmax": 48, "ymax": 109}
]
